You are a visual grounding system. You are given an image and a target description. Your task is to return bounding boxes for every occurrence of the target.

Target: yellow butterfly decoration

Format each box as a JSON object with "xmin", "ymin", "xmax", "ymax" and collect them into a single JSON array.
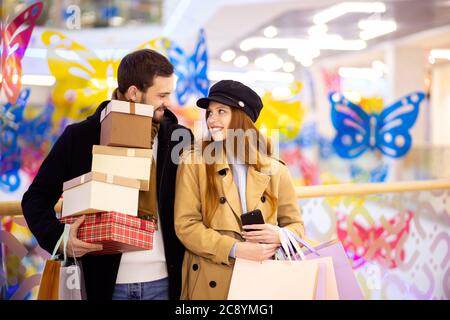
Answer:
[
  {"xmin": 42, "ymin": 31, "xmax": 171, "ymax": 123},
  {"xmin": 255, "ymin": 81, "xmax": 305, "ymax": 141}
]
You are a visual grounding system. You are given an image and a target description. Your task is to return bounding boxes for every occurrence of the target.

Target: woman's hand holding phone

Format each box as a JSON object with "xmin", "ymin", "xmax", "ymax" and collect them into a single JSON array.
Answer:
[{"xmin": 242, "ymin": 223, "xmax": 281, "ymax": 244}]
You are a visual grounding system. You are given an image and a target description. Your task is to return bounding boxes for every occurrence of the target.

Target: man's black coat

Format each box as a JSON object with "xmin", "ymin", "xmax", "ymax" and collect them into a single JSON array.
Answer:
[{"xmin": 22, "ymin": 101, "xmax": 193, "ymax": 300}]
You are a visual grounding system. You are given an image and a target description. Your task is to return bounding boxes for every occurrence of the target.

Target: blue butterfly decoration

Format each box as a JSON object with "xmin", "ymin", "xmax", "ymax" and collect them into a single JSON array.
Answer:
[
  {"xmin": 21, "ymin": 101, "xmax": 56, "ymax": 148},
  {"xmin": 167, "ymin": 29, "xmax": 209, "ymax": 105},
  {"xmin": 330, "ymin": 91, "xmax": 425, "ymax": 159},
  {"xmin": 0, "ymin": 89, "xmax": 31, "ymax": 192},
  {"xmin": 350, "ymin": 163, "xmax": 389, "ymax": 183}
]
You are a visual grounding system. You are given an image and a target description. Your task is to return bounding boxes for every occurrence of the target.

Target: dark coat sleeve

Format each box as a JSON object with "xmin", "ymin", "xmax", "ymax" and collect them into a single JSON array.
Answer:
[{"xmin": 21, "ymin": 125, "xmax": 73, "ymax": 254}]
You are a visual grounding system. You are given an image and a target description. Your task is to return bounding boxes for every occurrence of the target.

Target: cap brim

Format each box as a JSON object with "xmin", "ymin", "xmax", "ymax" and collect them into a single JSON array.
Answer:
[{"xmin": 196, "ymin": 95, "xmax": 239, "ymax": 110}]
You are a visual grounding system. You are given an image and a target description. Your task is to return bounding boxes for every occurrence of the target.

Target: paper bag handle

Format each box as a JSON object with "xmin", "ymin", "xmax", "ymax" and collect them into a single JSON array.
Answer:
[{"xmin": 51, "ymin": 224, "xmax": 70, "ymax": 266}]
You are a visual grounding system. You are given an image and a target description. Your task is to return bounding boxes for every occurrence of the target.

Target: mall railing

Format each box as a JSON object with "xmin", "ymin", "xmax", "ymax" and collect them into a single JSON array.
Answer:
[{"xmin": 1, "ymin": 179, "xmax": 449, "ymax": 300}]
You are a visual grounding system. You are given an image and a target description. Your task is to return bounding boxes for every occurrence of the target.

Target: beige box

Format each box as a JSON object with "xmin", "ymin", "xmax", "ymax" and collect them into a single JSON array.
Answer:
[
  {"xmin": 100, "ymin": 100, "xmax": 154, "ymax": 148},
  {"xmin": 92, "ymin": 145, "xmax": 153, "ymax": 191},
  {"xmin": 62, "ymin": 172, "xmax": 140, "ymax": 217}
]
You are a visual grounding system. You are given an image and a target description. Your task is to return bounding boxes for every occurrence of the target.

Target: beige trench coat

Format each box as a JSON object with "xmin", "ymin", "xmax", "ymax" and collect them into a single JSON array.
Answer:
[{"xmin": 174, "ymin": 150, "xmax": 305, "ymax": 300}]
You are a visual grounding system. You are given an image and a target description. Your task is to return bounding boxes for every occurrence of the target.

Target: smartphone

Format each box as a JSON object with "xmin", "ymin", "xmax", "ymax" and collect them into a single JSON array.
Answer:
[{"xmin": 241, "ymin": 209, "xmax": 264, "ymax": 231}]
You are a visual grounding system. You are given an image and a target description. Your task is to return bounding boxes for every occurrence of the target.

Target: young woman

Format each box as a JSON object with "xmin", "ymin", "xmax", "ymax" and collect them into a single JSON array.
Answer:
[{"xmin": 174, "ymin": 80, "xmax": 304, "ymax": 299}]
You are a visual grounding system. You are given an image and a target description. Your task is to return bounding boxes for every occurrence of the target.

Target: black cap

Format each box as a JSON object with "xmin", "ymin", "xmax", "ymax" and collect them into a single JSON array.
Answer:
[{"xmin": 196, "ymin": 80, "xmax": 263, "ymax": 122}]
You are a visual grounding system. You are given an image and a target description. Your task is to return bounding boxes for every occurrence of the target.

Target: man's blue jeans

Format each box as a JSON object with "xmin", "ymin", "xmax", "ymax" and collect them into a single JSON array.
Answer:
[{"xmin": 112, "ymin": 277, "xmax": 169, "ymax": 300}]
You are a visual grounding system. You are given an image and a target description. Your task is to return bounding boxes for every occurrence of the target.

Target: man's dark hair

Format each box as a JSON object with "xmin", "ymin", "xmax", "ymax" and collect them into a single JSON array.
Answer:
[{"xmin": 117, "ymin": 49, "xmax": 174, "ymax": 94}]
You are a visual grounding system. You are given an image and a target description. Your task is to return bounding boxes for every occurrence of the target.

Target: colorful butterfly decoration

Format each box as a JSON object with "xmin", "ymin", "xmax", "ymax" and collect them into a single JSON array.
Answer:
[
  {"xmin": 166, "ymin": 29, "xmax": 209, "ymax": 106},
  {"xmin": 19, "ymin": 100, "xmax": 57, "ymax": 180},
  {"xmin": 256, "ymin": 81, "xmax": 305, "ymax": 141},
  {"xmin": 337, "ymin": 208, "xmax": 413, "ymax": 269},
  {"xmin": 0, "ymin": 2, "xmax": 43, "ymax": 104},
  {"xmin": 42, "ymin": 31, "xmax": 172, "ymax": 122},
  {"xmin": 0, "ymin": 89, "xmax": 30, "ymax": 192},
  {"xmin": 330, "ymin": 91, "xmax": 425, "ymax": 159}
]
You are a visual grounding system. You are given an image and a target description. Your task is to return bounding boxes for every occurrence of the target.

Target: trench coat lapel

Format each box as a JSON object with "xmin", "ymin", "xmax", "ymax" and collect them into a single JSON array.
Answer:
[
  {"xmin": 246, "ymin": 165, "xmax": 271, "ymax": 212},
  {"xmin": 216, "ymin": 162, "xmax": 243, "ymax": 220}
]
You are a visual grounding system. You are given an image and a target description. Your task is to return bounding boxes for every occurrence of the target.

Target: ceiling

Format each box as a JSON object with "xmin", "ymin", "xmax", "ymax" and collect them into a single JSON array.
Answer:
[{"xmin": 189, "ymin": 0, "xmax": 450, "ymax": 69}]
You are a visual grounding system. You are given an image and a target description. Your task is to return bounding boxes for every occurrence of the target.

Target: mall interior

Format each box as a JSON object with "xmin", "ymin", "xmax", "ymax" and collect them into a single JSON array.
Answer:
[{"xmin": 0, "ymin": 0, "xmax": 449, "ymax": 300}]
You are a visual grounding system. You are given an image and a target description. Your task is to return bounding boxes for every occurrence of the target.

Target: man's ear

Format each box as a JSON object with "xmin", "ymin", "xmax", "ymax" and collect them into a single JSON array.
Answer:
[{"xmin": 125, "ymin": 85, "xmax": 139, "ymax": 102}]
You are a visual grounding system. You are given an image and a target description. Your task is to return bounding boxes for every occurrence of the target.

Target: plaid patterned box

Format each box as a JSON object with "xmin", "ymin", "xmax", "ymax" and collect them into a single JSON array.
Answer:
[{"xmin": 60, "ymin": 212, "xmax": 155, "ymax": 255}]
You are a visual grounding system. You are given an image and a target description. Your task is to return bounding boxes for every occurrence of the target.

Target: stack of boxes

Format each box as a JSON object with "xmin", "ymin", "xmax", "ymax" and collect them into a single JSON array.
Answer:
[{"xmin": 60, "ymin": 100, "xmax": 156, "ymax": 255}]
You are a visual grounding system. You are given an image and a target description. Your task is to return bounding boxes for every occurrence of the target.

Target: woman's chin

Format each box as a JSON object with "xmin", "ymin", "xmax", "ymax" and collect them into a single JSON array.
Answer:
[{"xmin": 211, "ymin": 135, "xmax": 225, "ymax": 142}]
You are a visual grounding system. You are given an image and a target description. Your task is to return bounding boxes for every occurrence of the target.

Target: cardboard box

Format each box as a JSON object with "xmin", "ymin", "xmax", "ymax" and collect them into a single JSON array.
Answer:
[
  {"xmin": 60, "ymin": 212, "xmax": 155, "ymax": 254},
  {"xmin": 92, "ymin": 145, "xmax": 153, "ymax": 191},
  {"xmin": 62, "ymin": 172, "xmax": 140, "ymax": 217},
  {"xmin": 100, "ymin": 100, "xmax": 154, "ymax": 148}
]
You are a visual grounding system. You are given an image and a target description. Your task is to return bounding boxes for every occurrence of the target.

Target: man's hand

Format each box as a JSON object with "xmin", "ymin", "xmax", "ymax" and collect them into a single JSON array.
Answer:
[{"xmin": 60, "ymin": 215, "xmax": 103, "ymax": 257}]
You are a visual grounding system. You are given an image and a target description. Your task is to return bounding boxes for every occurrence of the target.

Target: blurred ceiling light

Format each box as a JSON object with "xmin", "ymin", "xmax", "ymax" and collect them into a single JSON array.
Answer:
[
  {"xmin": 308, "ymin": 24, "xmax": 328, "ymax": 37},
  {"xmin": 240, "ymin": 37, "xmax": 299, "ymax": 51},
  {"xmin": 253, "ymin": 87, "xmax": 266, "ymax": 97},
  {"xmin": 209, "ymin": 70, "xmax": 294, "ymax": 84},
  {"xmin": 313, "ymin": 1, "xmax": 386, "ymax": 25},
  {"xmin": 338, "ymin": 67, "xmax": 383, "ymax": 80},
  {"xmin": 372, "ymin": 60, "xmax": 386, "ymax": 73},
  {"xmin": 319, "ymin": 39, "xmax": 367, "ymax": 50},
  {"xmin": 221, "ymin": 49, "xmax": 236, "ymax": 62},
  {"xmin": 428, "ymin": 55, "xmax": 436, "ymax": 64},
  {"xmin": 233, "ymin": 55, "xmax": 249, "ymax": 68},
  {"xmin": 358, "ymin": 19, "xmax": 397, "ymax": 40},
  {"xmin": 247, "ymin": 71, "xmax": 294, "ymax": 83},
  {"xmin": 254, "ymin": 53, "xmax": 284, "ymax": 72},
  {"xmin": 264, "ymin": 26, "xmax": 278, "ymax": 38},
  {"xmin": 282, "ymin": 62, "xmax": 296, "ymax": 73},
  {"xmin": 430, "ymin": 49, "xmax": 450, "ymax": 60},
  {"xmin": 0, "ymin": 74, "xmax": 56, "ymax": 86},
  {"xmin": 271, "ymin": 87, "xmax": 292, "ymax": 99},
  {"xmin": 288, "ymin": 47, "xmax": 321, "ymax": 59},
  {"xmin": 295, "ymin": 56, "xmax": 313, "ymax": 67},
  {"xmin": 240, "ymin": 37, "xmax": 366, "ymax": 51}
]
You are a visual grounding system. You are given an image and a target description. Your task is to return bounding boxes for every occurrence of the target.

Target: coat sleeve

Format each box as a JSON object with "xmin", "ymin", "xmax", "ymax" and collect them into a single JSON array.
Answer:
[
  {"xmin": 21, "ymin": 126, "xmax": 73, "ymax": 253},
  {"xmin": 174, "ymin": 157, "xmax": 236, "ymax": 266},
  {"xmin": 276, "ymin": 164, "xmax": 305, "ymax": 239}
]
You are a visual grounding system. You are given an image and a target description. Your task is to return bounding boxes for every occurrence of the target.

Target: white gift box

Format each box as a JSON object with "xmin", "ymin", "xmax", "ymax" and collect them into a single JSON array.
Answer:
[
  {"xmin": 62, "ymin": 172, "xmax": 140, "ymax": 217},
  {"xmin": 92, "ymin": 145, "xmax": 153, "ymax": 191}
]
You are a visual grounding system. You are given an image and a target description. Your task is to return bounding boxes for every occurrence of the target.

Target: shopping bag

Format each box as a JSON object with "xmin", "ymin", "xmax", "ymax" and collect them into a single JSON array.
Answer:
[
  {"xmin": 37, "ymin": 259, "xmax": 61, "ymax": 300},
  {"xmin": 282, "ymin": 230, "xmax": 364, "ymax": 300},
  {"xmin": 278, "ymin": 229, "xmax": 339, "ymax": 300},
  {"xmin": 228, "ymin": 229, "xmax": 337, "ymax": 300},
  {"xmin": 59, "ymin": 262, "xmax": 86, "ymax": 300},
  {"xmin": 227, "ymin": 257, "xmax": 320, "ymax": 300},
  {"xmin": 37, "ymin": 224, "xmax": 86, "ymax": 300}
]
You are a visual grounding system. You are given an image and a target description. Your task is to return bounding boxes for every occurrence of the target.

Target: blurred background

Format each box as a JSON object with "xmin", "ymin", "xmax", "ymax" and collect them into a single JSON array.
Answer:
[{"xmin": 1, "ymin": 0, "xmax": 449, "ymax": 300}]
